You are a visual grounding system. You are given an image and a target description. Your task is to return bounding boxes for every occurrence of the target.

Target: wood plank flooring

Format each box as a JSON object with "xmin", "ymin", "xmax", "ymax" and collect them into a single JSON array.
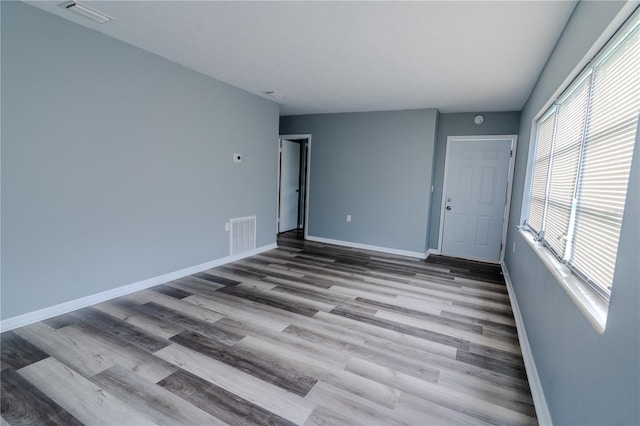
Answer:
[{"xmin": 1, "ymin": 230, "xmax": 537, "ymax": 425}]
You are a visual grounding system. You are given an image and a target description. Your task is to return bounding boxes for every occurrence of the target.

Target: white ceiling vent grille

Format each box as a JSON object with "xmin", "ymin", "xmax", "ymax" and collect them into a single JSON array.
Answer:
[
  {"xmin": 230, "ymin": 216, "xmax": 256, "ymax": 255},
  {"xmin": 59, "ymin": 1, "xmax": 114, "ymax": 24}
]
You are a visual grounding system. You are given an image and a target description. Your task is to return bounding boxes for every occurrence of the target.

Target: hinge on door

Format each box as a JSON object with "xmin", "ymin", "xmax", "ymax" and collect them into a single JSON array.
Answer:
[{"xmin": 510, "ymin": 150, "xmax": 513, "ymax": 157}]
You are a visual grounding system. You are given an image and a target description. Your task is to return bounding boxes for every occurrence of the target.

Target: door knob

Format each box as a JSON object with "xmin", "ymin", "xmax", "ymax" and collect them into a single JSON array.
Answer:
[{"xmin": 446, "ymin": 206, "xmax": 452, "ymax": 210}]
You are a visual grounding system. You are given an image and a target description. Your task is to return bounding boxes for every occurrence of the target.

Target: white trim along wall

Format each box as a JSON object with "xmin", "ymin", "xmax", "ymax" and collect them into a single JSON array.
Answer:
[
  {"xmin": 0, "ymin": 243, "xmax": 277, "ymax": 332},
  {"xmin": 501, "ymin": 262, "xmax": 552, "ymax": 426},
  {"xmin": 306, "ymin": 235, "xmax": 429, "ymax": 259}
]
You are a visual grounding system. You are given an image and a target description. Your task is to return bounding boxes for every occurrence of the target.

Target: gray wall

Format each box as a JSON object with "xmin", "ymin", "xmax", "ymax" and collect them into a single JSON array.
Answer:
[
  {"xmin": 1, "ymin": 2, "xmax": 279, "ymax": 320},
  {"xmin": 428, "ymin": 112, "xmax": 521, "ymax": 249},
  {"xmin": 504, "ymin": 1, "xmax": 639, "ymax": 424},
  {"xmin": 280, "ymin": 109, "xmax": 438, "ymax": 253}
]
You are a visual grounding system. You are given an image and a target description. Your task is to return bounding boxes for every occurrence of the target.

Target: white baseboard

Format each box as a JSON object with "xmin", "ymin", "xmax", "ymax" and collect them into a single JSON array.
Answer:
[
  {"xmin": 0, "ymin": 243, "xmax": 277, "ymax": 332},
  {"xmin": 501, "ymin": 262, "xmax": 553, "ymax": 426},
  {"xmin": 306, "ymin": 235, "xmax": 427, "ymax": 259},
  {"xmin": 425, "ymin": 248, "xmax": 440, "ymax": 259}
]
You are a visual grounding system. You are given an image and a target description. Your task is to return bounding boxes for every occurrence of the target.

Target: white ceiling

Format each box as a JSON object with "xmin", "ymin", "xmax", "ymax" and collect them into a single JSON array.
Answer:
[{"xmin": 27, "ymin": 1, "xmax": 577, "ymax": 116}]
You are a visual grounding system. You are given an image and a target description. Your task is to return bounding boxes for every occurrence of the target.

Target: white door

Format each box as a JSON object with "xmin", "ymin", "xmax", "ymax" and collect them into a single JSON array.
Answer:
[
  {"xmin": 440, "ymin": 136, "xmax": 515, "ymax": 262},
  {"xmin": 279, "ymin": 139, "xmax": 300, "ymax": 233}
]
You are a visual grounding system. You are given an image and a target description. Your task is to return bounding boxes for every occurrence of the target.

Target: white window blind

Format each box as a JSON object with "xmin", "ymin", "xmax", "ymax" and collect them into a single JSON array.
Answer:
[
  {"xmin": 546, "ymin": 76, "xmax": 590, "ymax": 258},
  {"xmin": 528, "ymin": 111, "xmax": 555, "ymax": 233},
  {"xmin": 527, "ymin": 12, "xmax": 640, "ymax": 299}
]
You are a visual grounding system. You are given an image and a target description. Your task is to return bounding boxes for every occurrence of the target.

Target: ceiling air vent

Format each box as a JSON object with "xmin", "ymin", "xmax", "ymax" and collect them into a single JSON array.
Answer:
[
  {"xmin": 59, "ymin": 1, "xmax": 114, "ymax": 24},
  {"xmin": 265, "ymin": 91, "xmax": 285, "ymax": 99}
]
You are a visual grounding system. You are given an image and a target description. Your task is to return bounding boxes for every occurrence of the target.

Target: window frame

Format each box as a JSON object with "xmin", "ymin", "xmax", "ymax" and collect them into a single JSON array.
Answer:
[{"xmin": 521, "ymin": 6, "xmax": 640, "ymax": 333}]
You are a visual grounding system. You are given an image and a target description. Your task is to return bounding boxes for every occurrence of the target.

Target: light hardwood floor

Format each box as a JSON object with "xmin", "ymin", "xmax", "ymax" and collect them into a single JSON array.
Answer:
[{"xmin": 1, "ymin": 230, "xmax": 537, "ymax": 425}]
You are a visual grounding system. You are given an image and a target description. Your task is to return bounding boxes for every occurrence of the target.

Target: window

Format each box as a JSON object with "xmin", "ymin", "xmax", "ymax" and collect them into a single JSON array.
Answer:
[{"xmin": 526, "ymin": 11, "xmax": 639, "ymax": 301}]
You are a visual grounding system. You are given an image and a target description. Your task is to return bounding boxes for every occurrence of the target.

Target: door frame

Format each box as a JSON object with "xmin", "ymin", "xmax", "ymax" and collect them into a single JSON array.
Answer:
[
  {"xmin": 277, "ymin": 134, "xmax": 312, "ymax": 240},
  {"xmin": 437, "ymin": 134, "xmax": 518, "ymax": 263}
]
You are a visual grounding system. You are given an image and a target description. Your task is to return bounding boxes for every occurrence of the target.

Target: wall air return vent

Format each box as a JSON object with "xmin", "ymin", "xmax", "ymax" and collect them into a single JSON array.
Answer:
[{"xmin": 229, "ymin": 216, "xmax": 256, "ymax": 255}]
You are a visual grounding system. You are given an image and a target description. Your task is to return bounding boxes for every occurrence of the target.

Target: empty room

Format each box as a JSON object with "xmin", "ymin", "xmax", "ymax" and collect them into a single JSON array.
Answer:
[{"xmin": 1, "ymin": 1, "xmax": 638, "ymax": 425}]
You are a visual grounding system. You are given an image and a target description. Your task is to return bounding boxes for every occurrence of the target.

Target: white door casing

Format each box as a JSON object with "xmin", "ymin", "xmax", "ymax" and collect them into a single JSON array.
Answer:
[
  {"xmin": 439, "ymin": 135, "xmax": 517, "ymax": 262},
  {"xmin": 278, "ymin": 139, "xmax": 301, "ymax": 233}
]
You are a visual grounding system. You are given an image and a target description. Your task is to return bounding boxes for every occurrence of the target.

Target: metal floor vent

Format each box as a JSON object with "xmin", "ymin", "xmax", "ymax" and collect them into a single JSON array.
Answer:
[{"xmin": 230, "ymin": 216, "xmax": 256, "ymax": 255}]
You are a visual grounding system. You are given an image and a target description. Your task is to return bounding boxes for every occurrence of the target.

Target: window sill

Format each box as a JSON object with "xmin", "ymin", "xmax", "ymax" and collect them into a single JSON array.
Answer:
[{"xmin": 518, "ymin": 229, "xmax": 608, "ymax": 334}]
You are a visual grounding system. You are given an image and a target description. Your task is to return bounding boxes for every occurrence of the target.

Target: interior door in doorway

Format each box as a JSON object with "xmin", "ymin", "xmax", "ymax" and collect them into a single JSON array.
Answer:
[
  {"xmin": 440, "ymin": 136, "xmax": 514, "ymax": 262},
  {"xmin": 279, "ymin": 139, "xmax": 300, "ymax": 233}
]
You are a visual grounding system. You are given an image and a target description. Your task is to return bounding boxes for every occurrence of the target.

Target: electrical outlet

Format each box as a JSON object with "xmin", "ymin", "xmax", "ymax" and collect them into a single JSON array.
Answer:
[
  {"xmin": 346, "ymin": 214, "xmax": 352, "ymax": 223},
  {"xmin": 225, "ymin": 222, "xmax": 230, "ymax": 231}
]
